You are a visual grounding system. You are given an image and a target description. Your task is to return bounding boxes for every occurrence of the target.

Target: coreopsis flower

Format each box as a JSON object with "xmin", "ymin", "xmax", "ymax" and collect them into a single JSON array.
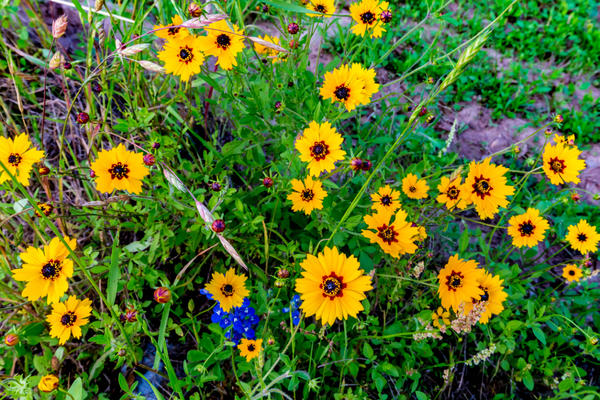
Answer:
[
  {"xmin": 253, "ymin": 35, "xmax": 284, "ymax": 63},
  {"xmin": 463, "ymin": 271, "xmax": 507, "ymax": 324},
  {"xmin": 437, "ymin": 255, "xmax": 484, "ymax": 312},
  {"xmin": 295, "ymin": 121, "xmax": 346, "ymax": 176},
  {"xmin": 542, "ymin": 142, "xmax": 586, "ymax": 185},
  {"xmin": 562, "ymin": 264, "xmax": 583, "ymax": 282},
  {"xmin": 90, "ymin": 143, "xmax": 149, "ymax": 194},
  {"xmin": 362, "ymin": 208, "xmax": 420, "ymax": 258},
  {"xmin": 507, "ymin": 208, "xmax": 550, "ymax": 248},
  {"xmin": 320, "ymin": 64, "xmax": 375, "ymax": 111},
  {"xmin": 436, "ymin": 176, "xmax": 468, "ymax": 210},
  {"xmin": 0, "ymin": 133, "xmax": 44, "ymax": 186},
  {"xmin": 157, "ymin": 35, "xmax": 205, "ymax": 82},
  {"xmin": 432, "ymin": 307, "xmax": 450, "ymax": 329},
  {"xmin": 238, "ymin": 338, "xmax": 262, "ymax": 361},
  {"xmin": 371, "ymin": 185, "xmax": 401, "ymax": 215},
  {"xmin": 153, "ymin": 15, "xmax": 190, "ymax": 40},
  {"xmin": 565, "ymin": 220, "xmax": 600, "ymax": 254},
  {"xmin": 306, "ymin": 0, "xmax": 335, "ymax": 17},
  {"xmin": 349, "ymin": 0, "xmax": 389, "ymax": 38},
  {"xmin": 34, "ymin": 202, "xmax": 54, "ymax": 217},
  {"xmin": 463, "ymin": 158, "xmax": 514, "ymax": 220},
  {"xmin": 287, "ymin": 176, "xmax": 327, "ymax": 215},
  {"xmin": 12, "ymin": 236, "xmax": 76, "ymax": 304},
  {"xmin": 401, "ymin": 173, "xmax": 429, "ymax": 199},
  {"xmin": 47, "ymin": 296, "xmax": 92, "ymax": 345},
  {"xmin": 554, "ymin": 134, "xmax": 575, "ymax": 147},
  {"xmin": 295, "ymin": 246, "xmax": 373, "ymax": 326},
  {"xmin": 38, "ymin": 374, "xmax": 59, "ymax": 392},
  {"xmin": 199, "ymin": 19, "xmax": 245, "ymax": 70},
  {"xmin": 204, "ymin": 269, "xmax": 250, "ymax": 312}
]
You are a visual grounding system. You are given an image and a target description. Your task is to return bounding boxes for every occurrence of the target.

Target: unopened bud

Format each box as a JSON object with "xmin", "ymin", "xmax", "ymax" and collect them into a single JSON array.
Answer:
[
  {"xmin": 262, "ymin": 177, "xmax": 273, "ymax": 188},
  {"xmin": 52, "ymin": 15, "xmax": 68, "ymax": 39},
  {"xmin": 143, "ymin": 154, "xmax": 155, "ymax": 166},
  {"xmin": 287, "ymin": 23, "xmax": 299, "ymax": 34},
  {"xmin": 277, "ymin": 269, "xmax": 290, "ymax": 279},
  {"xmin": 39, "ymin": 166, "xmax": 50, "ymax": 175},
  {"xmin": 212, "ymin": 219, "xmax": 225, "ymax": 233},
  {"xmin": 554, "ymin": 114, "xmax": 564, "ymax": 123},
  {"xmin": 4, "ymin": 333, "xmax": 18, "ymax": 346},
  {"xmin": 152, "ymin": 142, "xmax": 161, "ymax": 149},
  {"xmin": 211, "ymin": 182, "xmax": 221, "ymax": 191},
  {"xmin": 76, "ymin": 112, "xmax": 89, "ymax": 124},
  {"xmin": 188, "ymin": 2, "xmax": 202, "ymax": 17},
  {"xmin": 380, "ymin": 9, "xmax": 392, "ymax": 23},
  {"xmin": 154, "ymin": 287, "xmax": 171, "ymax": 303}
]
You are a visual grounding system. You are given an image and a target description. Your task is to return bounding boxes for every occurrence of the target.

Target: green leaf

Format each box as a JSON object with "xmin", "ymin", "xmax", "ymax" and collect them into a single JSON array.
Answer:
[
  {"xmin": 522, "ymin": 371, "xmax": 534, "ymax": 390},
  {"xmin": 531, "ymin": 326, "xmax": 546, "ymax": 346},
  {"xmin": 67, "ymin": 377, "xmax": 84, "ymax": 400},
  {"xmin": 415, "ymin": 391, "xmax": 429, "ymax": 400},
  {"xmin": 458, "ymin": 227, "xmax": 470, "ymax": 253},
  {"xmin": 107, "ymin": 234, "xmax": 121, "ymax": 306},
  {"xmin": 363, "ymin": 342, "xmax": 374, "ymax": 360},
  {"xmin": 263, "ymin": 0, "xmax": 318, "ymax": 14}
]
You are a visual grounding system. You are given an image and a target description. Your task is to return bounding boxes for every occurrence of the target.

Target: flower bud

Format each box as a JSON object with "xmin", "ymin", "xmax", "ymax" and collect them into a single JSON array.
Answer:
[
  {"xmin": 120, "ymin": 306, "xmax": 138, "ymax": 323},
  {"xmin": 274, "ymin": 279, "xmax": 285, "ymax": 288},
  {"xmin": 513, "ymin": 145, "xmax": 520, "ymax": 154},
  {"xmin": 152, "ymin": 142, "xmax": 161, "ymax": 149},
  {"xmin": 90, "ymin": 170, "xmax": 96, "ymax": 178},
  {"xmin": 39, "ymin": 166, "xmax": 50, "ymax": 175},
  {"xmin": 544, "ymin": 128, "xmax": 553, "ymax": 136},
  {"xmin": 188, "ymin": 2, "xmax": 202, "ymax": 17},
  {"xmin": 154, "ymin": 287, "xmax": 171, "ymax": 303},
  {"xmin": 212, "ymin": 219, "xmax": 225, "ymax": 233},
  {"xmin": 38, "ymin": 374, "xmax": 59, "ymax": 393},
  {"xmin": 262, "ymin": 177, "xmax": 273, "ymax": 188},
  {"xmin": 267, "ymin": 337, "xmax": 275, "ymax": 345},
  {"xmin": 554, "ymin": 114, "xmax": 564, "ymax": 123},
  {"xmin": 143, "ymin": 154, "xmax": 155, "ymax": 166},
  {"xmin": 571, "ymin": 192, "xmax": 580, "ymax": 202},
  {"xmin": 360, "ymin": 159, "xmax": 372, "ymax": 171},
  {"xmin": 289, "ymin": 39, "xmax": 299, "ymax": 49},
  {"xmin": 76, "ymin": 112, "xmax": 89, "ymax": 124},
  {"xmin": 118, "ymin": 348, "xmax": 127, "ymax": 357},
  {"xmin": 4, "ymin": 333, "xmax": 18, "ymax": 346},
  {"xmin": 274, "ymin": 101, "xmax": 284, "ymax": 114},
  {"xmin": 211, "ymin": 182, "xmax": 221, "ymax": 191},
  {"xmin": 262, "ymin": 4, "xmax": 270, "ymax": 12},
  {"xmin": 350, "ymin": 158, "xmax": 363, "ymax": 171},
  {"xmin": 277, "ymin": 269, "xmax": 290, "ymax": 279},
  {"xmin": 52, "ymin": 15, "xmax": 68, "ymax": 39},
  {"xmin": 92, "ymin": 82, "xmax": 102, "ymax": 93},
  {"xmin": 287, "ymin": 22, "xmax": 299, "ymax": 34},
  {"xmin": 63, "ymin": 62, "xmax": 72, "ymax": 70},
  {"xmin": 380, "ymin": 9, "xmax": 392, "ymax": 23}
]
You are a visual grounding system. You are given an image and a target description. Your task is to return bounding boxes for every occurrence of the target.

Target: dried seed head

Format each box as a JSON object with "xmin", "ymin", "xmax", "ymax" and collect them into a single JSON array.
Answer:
[
  {"xmin": 94, "ymin": 0, "xmax": 104, "ymax": 12},
  {"xmin": 52, "ymin": 15, "xmax": 68, "ymax": 39},
  {"xmin": 49, "ymin": 51, "xmax": 64, "ymax": 70}
]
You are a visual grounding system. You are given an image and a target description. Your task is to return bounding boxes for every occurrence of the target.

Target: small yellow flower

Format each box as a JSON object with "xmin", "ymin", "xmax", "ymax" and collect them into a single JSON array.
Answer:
[
  {"xmin": 287, "ymin": 176, "xmax": 327, "ymax": 215},
  {"xmin": 543, "ymin": 142, "xmax": 586, "ymax": 185},
  {"xmin": 47, "ymin": 296, "xmax": 92, "ymax": 345},
  {"xmin": 153, "ymin": 15, "xmax": 190, "ymax": 40},
  {"xmin": 463, "ymin": 271, "xmax": 507, "ymax": 324},
  {"xmin": 565, "ymin": 220, "xmax": 600, "ymax": 254},
  {"xmin": 370, "ymin": 185, "xmax": 401, "ymax": 215},
  {"xmin": 436, "ymin": 176, "xmax": 467, "ymax": 210},
  {"xmin": 158, "ymin": 35, "xmax": 206, "ymax": 82},
  {"xmin": 437, "ymin": 255, "xmax": 484, "ymax": 312},
  {"xmin": 38, "ymin": 374, "xmax": 59, "ymax": 393},
  {"xmin": 362, "ymin": 208, "xmax": 420, "ymax": 258},
  {"xmin": 350, "ymin": 0, "xmax": 389, "ymax": 38},
  {"xmin": 295, "ymin": 121, "xmax": 346, "ymax": 177},
  {"xmin": 562, "ymin": 264, "xmax": 582, "ymax": 282},
  {"xmin": 432, "ymin": 307, "xmax": 450, "ymax": 329},
  {"xmin": 90, "ymin": 144, "xmax": 149, "ymax": 194},
  {"xmin": 253, "ymin": 35, "xmax": 284, "ymax": 63},
  {"xmin": 402, "ymin": 173, "xmax": 429, "ymax": 199},
  {"xmin": 199, "ymin": 19, "xmax": 245, "ymax": 70},
  {"xmin": 506, "ymin": 208, "xmax": 550, "ymax": 248},
  {"xmin": 320, "ymin": 64, "xmax": 377, "ymax": 111},
  {"xmin": 463, "ymin": 158, "xmax": 514, "ymax": 220},
  {"xmin": 238, "ymin": 338, "xmax": 262, "ymax": 361},
  {"xmin": 204, "ymin": 269, "xmax": 250, "ymax": 312},
  {"xmin": 0, "ymin": 133, "xmax": 45, "ymax": 187},
  {"xmin": 306, "ymin": 0, "xmax": 335, "ymax": 17}
]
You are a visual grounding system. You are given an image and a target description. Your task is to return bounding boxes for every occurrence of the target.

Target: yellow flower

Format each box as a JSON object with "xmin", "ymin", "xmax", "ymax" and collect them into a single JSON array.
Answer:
[
  {"xmin": 12, "ymin": 236, "xmax": 76, "ymax": 304},
  {"xmin": 565, "ymin": 220, "xmax": 600, "ymax": 254},
  {"xmin": 238, "ymin": 338, "xmax": 262, "ymax": 361},
  {"xmin": 295, "ymin": 246, "xmax": 372, "ymax": 326},
  {"xmin": 432, "ymin": 307, "xmax": 450, "ymax": 329},
  {"xmin": 47, "ymin": 296, "xmax": 92, "ymax": 345},
  {"xmin": 320, "ymin": 64, "xmax": 374, "ymax": 111},
  {"xmin": 38, "ymin": 374, "xmax": 59, "ymax": 393},
  {"xmin": 90, "ymin": 143, "xmax": 149, "ymax": 194},
  {"xmin": 562, "ymin": 264, "xmax": 583, "ymax": 282},
  {"xmin": 204, "ymin": 269, "xmax": 250, "ymax": 312},
  {"xmin": 199, "ymin": 19, "xmax": 245, "ymax": 70},
  {"xmin": 362, "ymin": 208, "xmax": 420, "ymax": 258},
  {"xmin": 416, "ymin": 225, "xmax": 427, "ymax": 241},
  {"xmin": 157, "ymin": 35, "xmax": 206, "ymax": 82},
  {"xmin": 553, "ymin": 134, "xmax": 575, "ymax": 147},
  {"xmin": 0, "ymin": 133, "xmax": 44, "ymax": 187},
  {"xmin": 35, "ymin": 202, "xmax": 54, "ymax": 217},
  {"xmin": 436, "ymin": 176, "xmax": 468, "ymax": 210},
  {"xmin": 542, "ymin": 142, "xmax": 586, "ymax": 185},
  {"xmin": 153, "ymin": 15, "xmax": 190, "ymax": 41},
  {"xmin": 463, "ymin": 158, "xmax": 514, "ymax": 220},
  {"xmin": 507, "ymin": 208, "xmax": 550, "ymax": 248},
  {"xmin": 463, "ymin": 271, "xmax": 507, "ymax": 324},
  {"xmin": 349, "ymin": 0, "xmax": 389, "ymax": 38},
  {"xmin": 287, "ymin": 176, "xmax": 327, "ymax": 215},
  {"xmin": 295, "ymin": 121, "xmax": 346, "ymax": 176},
  {"xmin": 401, "ymin": 173, "xmax": 429, "ymax": 199},
  {"xmin": 306, "ymin": 0, "xmax": 335, "ymax": 17},
  {"xmin": 370, "ymin": 184, "xmax": 401, "ymax": 215},
  {"xmin": 437, "ymin": 255, "xmax": 484, "ymax": 312},
  {"xmin": 253, "ymin": 35, "xmax": 284, "ymax": 63}
]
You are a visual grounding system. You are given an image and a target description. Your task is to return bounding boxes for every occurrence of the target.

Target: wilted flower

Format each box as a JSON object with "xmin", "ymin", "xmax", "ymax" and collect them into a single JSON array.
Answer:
[
  {"xmin": 52, "ymin": 15, "xmax": 68, "ymax": 39},
  {"xmin": 38, "ymin": 374, "xmax": 59, "ymax": 392}
]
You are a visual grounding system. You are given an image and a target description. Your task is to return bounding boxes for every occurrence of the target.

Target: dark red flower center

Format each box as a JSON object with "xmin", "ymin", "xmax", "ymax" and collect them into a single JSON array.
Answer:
[
  {"xmin": 446, "ymin": 186, "xmax": 459, "ymax": 200},
  {"xmin": 320, "ymin": 272, "xmax": 346, "ymax": 299},
  {"xmin": 569, "ymin": 269, "xmax": 575, "ymax": 276},
  {"xmin": 377, "ymin": 224, "xmax": 398, "ymax": 244},
  {"xmin": 108, "ymin": 162, "xmax": 129, "ymax": 180},
  {"xmin": 577, "ymin": 233, "xmax": 588, "ymax": 243},
  {"xmin": 334, "ymin": 85, "xmax": 350, "ymax": 100},
  {"xmin": 380, "ymin": 195, "xmax": 392, "ymax": 206},
  {"xmin": 168, "ymin": 26, "xmax": 180, "ymax": 35},
  {"xmin": 518, "ymin": 221, "xmax": 535, "ymax": 237},
  {"xmin": 360, "ymin": 11, "xmax": 376, "ymax": 24},
  {"xmin": 60, "ymin": 311, "xmax": 77, "ymax": 326},
  {"xmin": 315, "ymin": 4, "xmax": 326, "ymax": 13},
  {"xmin": 216, "ymin": 34, "xmax": 231, "ymax": 49},
  {"xmin": 8, "ymin": 153, "xmax": 22, "ymax": 167},
  {"xmin": 472, "ymin": 176, "xmax": 492, "ymax": 199},
  {"xmin": 41, "ymin": 260, "xmax": 62, "ymax": 280},
  {"xmin": 178, "ymin": 46, "xmax": 194, "ymax": 63},
  {"xmin": 220, "ymin": 284, "xmax": 234, "ymax": 297},
  {"xmin": 549, "ymin": 157, "xmax": 566, "ymax": 174},
  {"xmin": 445, "ymin": 271, "xmax": 464, "ymax": 291},
  {"xmin": 310, "ymin": 141, "xmax": 330, "ymax": 161},
  {"xmin": 301, "ymin": 189, "xmax": 314, "ymax": 201},
  {"xmin": 248, "ymin": 344, "xmax": 256, "ymax": 352}
]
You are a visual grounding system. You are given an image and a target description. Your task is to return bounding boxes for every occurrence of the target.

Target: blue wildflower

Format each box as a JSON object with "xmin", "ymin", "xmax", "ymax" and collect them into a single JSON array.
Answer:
[
  {"xmin": 282, "ymin": 294, "xmax": 302, "ymax": 326},
  {"xmin": 202, "ymin": 291, "xmax": 259, "ymax": 344}
]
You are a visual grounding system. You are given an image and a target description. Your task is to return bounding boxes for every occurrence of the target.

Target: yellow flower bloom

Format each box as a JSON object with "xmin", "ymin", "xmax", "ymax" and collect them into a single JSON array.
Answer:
[
  {"xmin": 320, "ymin": 64, "xmax": 376, "ymax": 111},
  {"xmin": 238, "ymin": 338, "xmax": 262, "ymax": 361},
  {"xmin": 295, "ymin": 246, "xmax": 372, "ymax": 326},
  {"xmin": 553, "ymin": 134, "xmax": 575, "ymax": 147},
  {"xmin": 463, "ymin": 158, "xmax": 514, "ymax": 220},
  {"xmin": 562, "ymin": 264, "xmax": 583, "ymax": 282},
  {"xmin": 463, "ymin": 271, "xmax": 507, "ymax": 324},
  {"xmin": 436, "ymin": 176, "xmax": 468, "ymax": 210},
  {"xmin": 349, "ymin": 0, "xmax": 389, "ymax": 38},
  {"xmin": 204, "ymin": 269, "xmax": 250, "ymax": 312},
  {"xmin": 401, "ymin": 173, "xmax": 429, "ymax": 199},
  {"xmin": 199, "ymin": 19, "xmax": 245, "ymax": 70},
  {"xmin": 542, "ymin": 142, "xmax": 586, "ymax": 185},
  {"xmin": 0, "ymin": 133, "xmax": 44, "ymax": 187},
  {"xmin": 38, "ymin": 374, "xmax": 59, "ymax": 393},
  {"xmin": 362, "ymin": 208, "xmax": 420, "ymax": 258},
  {"xmin": 565, "ymin": 220, "xmax": 600, "ymax": 254},
  {"xmin": 157, "ymin": 35, "xmax": 206, "ymax": 82},
  {"xmin": 432, "ymin": 307, "xmax": 450, "ymax": 329},
  {"xmin": 306, "ymin": 0, "xmax": 335, "ymax": 17},
  {"xmin": 253, "ymin": 35, "xmax": 284, "ymax": 63},
  {"xmin": 90, "ymin": 144, "xmax": 149, "ymax": 194},
  {"xmin": 12, "ymin": 236, "xmax": 76, "ymax": 304},
  {"xmin": 437, "ymin": 255, "xmax": 484, "ymax": 312},
  {"xmin": 295, "ymin": 121, "xmax": 346, "ymax": 176},
  {"xmin": 153, "ymin": 15, "xmax": 190, "ymax": 41},
  {"xmin": 507, "ymin": 208, "xmax": 550, "ymax": 248},
  {"xmin": 47, "ymin": 296, "xmax": 92, "ymax": 345},
  {"xmin": 287, "ymin": 176, "xmax": 327, "ymax": 215},
  {"xmin": 370, "ymin": 184, "xmax": 401, "ymax": 215}
]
